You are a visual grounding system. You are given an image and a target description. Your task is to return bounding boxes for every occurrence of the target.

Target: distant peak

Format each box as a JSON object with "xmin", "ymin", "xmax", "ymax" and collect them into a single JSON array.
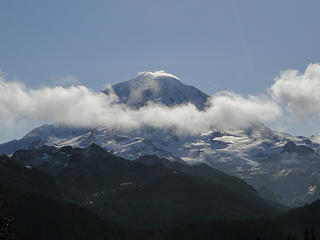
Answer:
[
  {"xmin": 137, "ymin": 70, "xmax": 180, "ymax": 80},
  {"xmin": 108, "ymin": 70, "xmax": 208, "ymax": 109}
]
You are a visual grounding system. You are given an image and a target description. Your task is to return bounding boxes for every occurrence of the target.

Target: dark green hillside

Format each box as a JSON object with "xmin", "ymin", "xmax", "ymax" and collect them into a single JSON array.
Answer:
[
  {"xmin": 0, "ymin": 189, "xmax": 127, "ymax": 240},
  {"xmin": 278, "ymin": 200, "xmax": 320, "ymax": 239},
  {"xmin": 166, "ymin": 219, "xmax": 287, "ymax": 240},
  {"xmin": 10, "ymin": 145, "xmax": 281, "ymax": 228},
  {"xmin": 85, "ymin": 167, "xmax": 279, "ymax": 228},
  {"xmin": 0, "ymin": 145, "xmax": 300, "ymax": 239}
]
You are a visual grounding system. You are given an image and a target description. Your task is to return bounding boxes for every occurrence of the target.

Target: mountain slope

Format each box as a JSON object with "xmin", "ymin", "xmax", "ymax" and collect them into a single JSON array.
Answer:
[
  {"xmin": 278, "ymin": 199, "xmax": 320, "ymax": 238},
  {"xmin": 5, "ymin": 145, "xmax": 281, "ymax": 228},
  {"xmin": 0, "ymin": 154, "xmax": 129, "ymax": 240},
  {"xmin": 2, "ymin": 151, "xmax": 317, "ymax": 240},
  {"xmin": 0, "ymin": 190, "xmax": 127, "ymax": 240},
  {"xmin": 3, "ymin": 121, "xmax": 319, "ymax": 206}
]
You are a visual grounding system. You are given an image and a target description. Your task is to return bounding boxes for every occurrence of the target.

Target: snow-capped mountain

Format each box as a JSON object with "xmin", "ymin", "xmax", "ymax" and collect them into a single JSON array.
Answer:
[
  {"xmin": 1, "ymin": 71, "xmax": 320, "ymax": 207},
  {"xmin": 105, "ymin": 71, "xmax": 209, "ymax": 109},
  {"xmin": 3, "ymin": 122, "xmax": 320, "ymax": 206}
]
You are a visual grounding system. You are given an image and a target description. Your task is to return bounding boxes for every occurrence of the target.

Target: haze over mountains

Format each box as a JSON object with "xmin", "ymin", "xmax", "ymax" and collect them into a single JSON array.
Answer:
[{"xmin": 2, "ymin": 69, "xmax": 320, "ymax": 207}]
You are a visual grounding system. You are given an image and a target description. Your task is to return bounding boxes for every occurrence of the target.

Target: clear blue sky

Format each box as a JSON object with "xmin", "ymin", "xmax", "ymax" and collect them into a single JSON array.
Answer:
[{"xmin": 1, "ymin": 0, "xmax": 320, "ymax": 94}]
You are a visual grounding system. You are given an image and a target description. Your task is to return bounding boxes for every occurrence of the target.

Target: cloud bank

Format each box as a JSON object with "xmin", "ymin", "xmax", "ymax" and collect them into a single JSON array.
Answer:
[
  {"xmin": 0, "ymin": 73, "xmax": 281, "ymax": 137},
  {"xmin": 2, "ymin": 63, "xmax": 320, "ymax": 141}
]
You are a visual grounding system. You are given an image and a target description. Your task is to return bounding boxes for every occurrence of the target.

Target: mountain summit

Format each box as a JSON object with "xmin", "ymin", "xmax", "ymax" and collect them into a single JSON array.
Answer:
[{"xmin": 106, "ymin": 71, "xmax": 209, "ymax": 110}]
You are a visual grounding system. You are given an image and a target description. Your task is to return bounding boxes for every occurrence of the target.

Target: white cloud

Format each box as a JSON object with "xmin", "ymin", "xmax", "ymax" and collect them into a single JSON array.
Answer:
[
  {"xmin": 204, "ymin": 92, "xmax": 281, "ymax": 130},
  {"xmin": 270, "ymin": 63, "xmax": 320, "ymax": 117},
  {"xmin": 0, "ymin": 74, "xmax": 281, "ymax": 139},
  {"xmin": 5, "ymin": 64, "xmax": 320, "ymax": 140}
]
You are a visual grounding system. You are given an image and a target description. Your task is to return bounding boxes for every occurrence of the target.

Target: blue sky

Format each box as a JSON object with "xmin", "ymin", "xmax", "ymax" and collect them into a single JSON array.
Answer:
[
  {"xmin": 1, "ymin": 0, "xmax": 320, "ymax": 142},
  {"xmin": 1, "ymin": 0, "xmax": 319, "ymax": 93}
]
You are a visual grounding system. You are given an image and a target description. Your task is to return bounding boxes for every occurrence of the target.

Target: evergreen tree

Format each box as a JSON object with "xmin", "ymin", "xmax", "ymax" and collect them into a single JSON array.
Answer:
[
  {"xmin": 287, "ymin": 235, "xmax": 297, "ymax": 240},
  {"xmin": 311, "ymin": 226, "xmax": 316, "ymax": 240},
  {"xmin": 0, "ymin": 201, "xmax": 15, "ymax": 240},
  {"xmin": 305, "ymin": 228, "xmax": 310, "ymax": 240},
  {"xmin": 0, "ymin": 216, "xmax": 15, "ymax": 240}
]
